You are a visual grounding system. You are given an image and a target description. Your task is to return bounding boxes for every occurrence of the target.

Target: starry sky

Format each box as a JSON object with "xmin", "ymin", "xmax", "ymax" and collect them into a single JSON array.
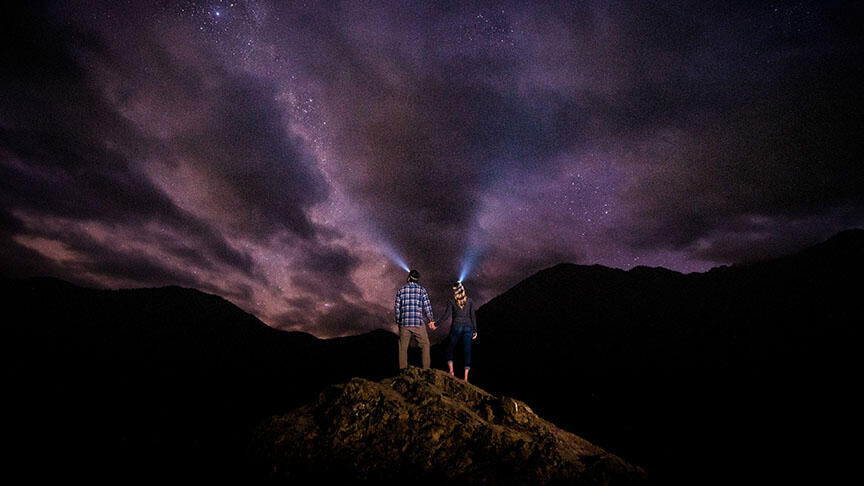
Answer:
[{"xmin": 2, "ymin": 1, "xmax": 862, "ymax": 337}]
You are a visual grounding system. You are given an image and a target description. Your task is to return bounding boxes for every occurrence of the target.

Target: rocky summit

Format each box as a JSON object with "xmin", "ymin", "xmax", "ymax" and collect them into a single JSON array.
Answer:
[{"xmin": 254, "ymin": 367, "xmax": 647, "ymax": 484}]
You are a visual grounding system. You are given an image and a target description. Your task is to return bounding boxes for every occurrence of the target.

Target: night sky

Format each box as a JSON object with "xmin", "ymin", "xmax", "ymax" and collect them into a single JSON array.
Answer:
[{"xmin": 2, "ymin": 1, "xmax": 862, "ymax": 337}]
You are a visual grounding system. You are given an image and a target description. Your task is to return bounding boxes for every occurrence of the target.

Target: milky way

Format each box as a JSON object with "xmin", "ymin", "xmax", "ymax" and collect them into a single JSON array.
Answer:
[{"xmin": 1, "ymin": 1, "xmax": 862, "ymax": 337}]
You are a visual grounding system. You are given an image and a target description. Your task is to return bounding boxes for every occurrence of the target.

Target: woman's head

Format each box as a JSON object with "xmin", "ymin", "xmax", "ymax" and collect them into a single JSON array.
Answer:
[{"xmin": 452, "ymin": 281, "xmax": 467, "ymax": 308}]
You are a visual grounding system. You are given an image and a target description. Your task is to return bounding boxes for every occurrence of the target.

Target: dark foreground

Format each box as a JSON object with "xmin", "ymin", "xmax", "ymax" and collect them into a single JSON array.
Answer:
[
  {"xmin": 255, "ymin": 367, "xmax": 647, "ymax": 484},
  {"xmin": 3, "ymin": 230, "xmax": 862, "ymax": 484}
]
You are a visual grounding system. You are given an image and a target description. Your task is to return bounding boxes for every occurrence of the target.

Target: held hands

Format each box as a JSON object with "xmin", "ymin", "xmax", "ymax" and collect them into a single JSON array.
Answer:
[
  {"xmin": 472, "ymin": 332, "xmax": 477, "ymax": 340},
  {"xmin": 428, "ymin": 321, "xmax": 437, "ymax": 330}
]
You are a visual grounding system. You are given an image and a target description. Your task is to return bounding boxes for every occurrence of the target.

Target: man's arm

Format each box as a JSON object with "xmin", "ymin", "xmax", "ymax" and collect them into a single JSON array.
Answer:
[
  {"xmin": 422, "ymin": 289, "xmax": 434, "ymax": 325},
  {"xmin": 394, "ymin": 290, "xmax": 401, "ymax": 325}
]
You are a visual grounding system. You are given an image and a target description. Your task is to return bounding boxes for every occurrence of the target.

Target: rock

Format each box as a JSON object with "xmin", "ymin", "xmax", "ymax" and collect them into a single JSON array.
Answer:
[{"xmin": 254, "ymin": 367, "xmax": 647, "ymax": 484}]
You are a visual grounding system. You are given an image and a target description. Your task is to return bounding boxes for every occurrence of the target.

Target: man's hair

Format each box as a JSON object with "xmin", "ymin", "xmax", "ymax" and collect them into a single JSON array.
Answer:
[{"xmin": 408, "ymin": 269, "xmax": 420, "ymax": 282}]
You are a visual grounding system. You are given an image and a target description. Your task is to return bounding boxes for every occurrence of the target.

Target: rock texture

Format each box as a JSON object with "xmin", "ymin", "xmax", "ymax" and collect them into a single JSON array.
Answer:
[{"xmin": 255, "ymin": 367, "xmax": 646, "ymax": 484}]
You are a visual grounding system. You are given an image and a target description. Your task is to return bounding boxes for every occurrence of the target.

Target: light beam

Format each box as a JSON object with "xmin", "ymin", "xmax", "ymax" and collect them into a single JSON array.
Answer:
[{"xmin": 381, "ymin": 243, "xmax": 410, "ymax": 272}]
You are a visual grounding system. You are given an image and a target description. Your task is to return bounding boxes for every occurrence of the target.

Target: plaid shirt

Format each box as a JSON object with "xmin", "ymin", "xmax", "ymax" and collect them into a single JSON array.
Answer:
[{"xmin": 394, "ymin": 282, "xmax": 434, "ymax": 327}]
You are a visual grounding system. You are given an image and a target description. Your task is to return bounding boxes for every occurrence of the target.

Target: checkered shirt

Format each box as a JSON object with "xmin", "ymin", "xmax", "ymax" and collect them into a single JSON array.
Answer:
[{"xmin": 394, "ymin": 282, "xmax": 434, "ymax": 327}]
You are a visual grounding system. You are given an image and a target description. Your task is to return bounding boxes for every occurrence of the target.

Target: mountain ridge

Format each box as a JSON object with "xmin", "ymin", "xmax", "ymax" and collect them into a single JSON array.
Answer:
[
  {"xmin": 470, "ymin": 228, "xmax": 863, "ymax": 485},
  {"xmin": 2, "ymin": 228, "xmax": 861, "ymax": 483}
]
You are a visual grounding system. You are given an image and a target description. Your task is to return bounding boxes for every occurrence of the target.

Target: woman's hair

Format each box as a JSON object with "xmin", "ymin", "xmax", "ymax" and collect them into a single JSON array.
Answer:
[{"xmin": 453, "ymin": 281, "xmax": 467, "ymax": 309}]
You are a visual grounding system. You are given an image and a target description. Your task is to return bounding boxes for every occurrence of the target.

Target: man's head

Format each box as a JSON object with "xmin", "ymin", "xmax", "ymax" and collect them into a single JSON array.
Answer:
[{"xmin": 408, "ymin": 269, "xmax": 420, "ymax": 282}]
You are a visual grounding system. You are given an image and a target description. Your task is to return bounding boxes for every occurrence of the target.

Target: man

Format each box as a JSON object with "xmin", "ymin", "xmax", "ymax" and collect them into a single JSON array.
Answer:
[{"xmin": 394, "ymin": 269, "xmax": 436, "ymax": 369}]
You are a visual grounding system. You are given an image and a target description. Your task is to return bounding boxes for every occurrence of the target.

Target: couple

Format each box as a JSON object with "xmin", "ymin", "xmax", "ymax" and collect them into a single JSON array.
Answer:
[{"xmin": 394, "ymin": 269, "xmax": 478, "ymax": 381}]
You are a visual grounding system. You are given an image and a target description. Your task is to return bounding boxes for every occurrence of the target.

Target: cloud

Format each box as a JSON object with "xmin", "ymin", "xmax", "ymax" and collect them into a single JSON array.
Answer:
[
  {"xmin": 290, "ymin": 240, "xmax": 364, "ymax": 301},
  {"xmin": 2, "ymin": 1, "xmax": 862, "ymax": 337},
  {"xmin": 577, "ymin": 0, "xmax": 864, "ymax": 262},
  {"xmin": 0, "ymin": 3, "xmax": 333, "ymax": 323},
  {"xmin": 270, "ymin": 2, "xmax": 608, "ymax": 306}
]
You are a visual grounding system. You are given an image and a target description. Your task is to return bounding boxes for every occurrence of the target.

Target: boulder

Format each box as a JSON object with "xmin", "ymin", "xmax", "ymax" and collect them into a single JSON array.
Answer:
[{"xmin": 255, "ymin": 367, "xmax": 646, "ymax": 484}]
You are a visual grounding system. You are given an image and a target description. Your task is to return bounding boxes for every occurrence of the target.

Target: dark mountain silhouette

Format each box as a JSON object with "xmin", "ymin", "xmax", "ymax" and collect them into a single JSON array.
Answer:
[
  {"xmin": 255, "ymin": 367, "xmax": 647, "ymax": 484},
  {"xmin": 2, "ymin": 277, "xmax": 398, "ymax": 482},
  {"xmin": 469, "ymin": 229, "xmax": 864, "ymax": 485},
  {"xmin": 3, "ymin": 229, "xmax": 861, "ymax": 483}
]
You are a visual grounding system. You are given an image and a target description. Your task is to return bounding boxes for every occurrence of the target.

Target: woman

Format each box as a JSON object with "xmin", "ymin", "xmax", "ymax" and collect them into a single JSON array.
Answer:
[{"xmin": 438, "ymin": 281, "xmax": 478, "ymax": 381}]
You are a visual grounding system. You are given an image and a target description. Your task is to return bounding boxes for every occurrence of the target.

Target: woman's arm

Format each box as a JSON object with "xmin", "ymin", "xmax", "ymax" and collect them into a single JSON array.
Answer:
[
  {"xmin": 470, "ymin": 299, "xmax": 477, "ymax": 331},
  {"xmin": 438, "ymin": 299, "xmax": 453, "ymax": 326}
]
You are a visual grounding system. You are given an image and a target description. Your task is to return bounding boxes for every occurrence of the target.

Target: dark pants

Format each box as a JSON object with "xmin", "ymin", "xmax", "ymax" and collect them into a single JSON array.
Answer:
[{"xmin": 445, "ymin": 326, "xmax": 474, "ymax": 370}]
